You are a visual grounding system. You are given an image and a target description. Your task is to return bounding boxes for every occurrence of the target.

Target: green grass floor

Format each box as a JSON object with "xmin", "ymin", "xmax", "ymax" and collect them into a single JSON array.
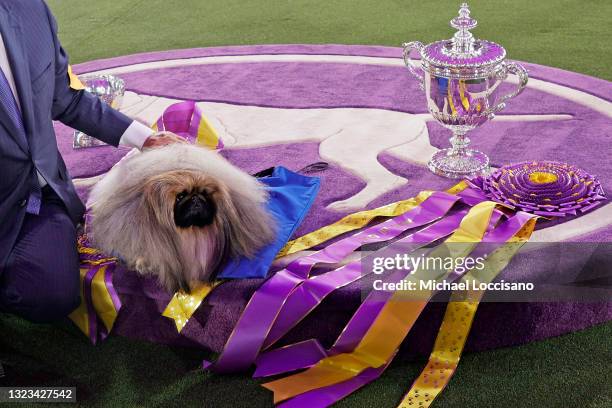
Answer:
[{"xmin": 2, "ymin": 0, "xmax": 612, "ymax": 406}]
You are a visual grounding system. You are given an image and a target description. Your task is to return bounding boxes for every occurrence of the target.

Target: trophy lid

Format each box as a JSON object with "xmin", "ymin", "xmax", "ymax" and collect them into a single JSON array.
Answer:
[{"xmin": 421, "ymin": 3, "xmax": 506, "ymax": 73}]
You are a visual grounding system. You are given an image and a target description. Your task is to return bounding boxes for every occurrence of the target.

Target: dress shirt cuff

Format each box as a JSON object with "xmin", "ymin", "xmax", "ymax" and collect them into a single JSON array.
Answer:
[{"xmin": 119, "ymin": 120, "xmax": 153, "ymax": 150}]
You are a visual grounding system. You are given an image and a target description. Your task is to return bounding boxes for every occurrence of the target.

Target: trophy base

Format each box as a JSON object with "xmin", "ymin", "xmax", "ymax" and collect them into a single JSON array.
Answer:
[
  {"xmin": 428, "ymin": 148, "xmax": 490, "ymax": 179},
  {"xmin": 73, "ymin": 131, "xmax": 107, "ymax": 149}
]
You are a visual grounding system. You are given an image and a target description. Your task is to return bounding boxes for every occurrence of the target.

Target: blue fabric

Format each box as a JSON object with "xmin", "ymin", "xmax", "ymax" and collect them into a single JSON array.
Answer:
[{"xmin": 218, "ymin": 166, "xmax": 320, "ymax": 279}]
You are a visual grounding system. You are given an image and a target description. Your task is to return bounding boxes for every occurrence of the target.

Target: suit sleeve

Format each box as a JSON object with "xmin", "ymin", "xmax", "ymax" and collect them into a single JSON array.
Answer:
[{"xmin": 43, "ymin": 1, "xmax": 133, "ymax": 147}]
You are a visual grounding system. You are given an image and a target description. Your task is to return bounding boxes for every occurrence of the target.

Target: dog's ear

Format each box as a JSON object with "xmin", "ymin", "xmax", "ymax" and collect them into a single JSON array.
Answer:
[
  {"xmin": 217, "ymin": 186, "xmax": 277, "ymax": 258},
  {"xmin": 142, "ymin": 173, "xmax": 180, "ymax": 228}
]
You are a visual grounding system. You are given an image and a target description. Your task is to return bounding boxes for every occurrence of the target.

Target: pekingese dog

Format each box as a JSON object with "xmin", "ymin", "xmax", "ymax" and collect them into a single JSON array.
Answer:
[{"xmin": 86, "ymin": 144, "xmax": 276, "ymax": 292}]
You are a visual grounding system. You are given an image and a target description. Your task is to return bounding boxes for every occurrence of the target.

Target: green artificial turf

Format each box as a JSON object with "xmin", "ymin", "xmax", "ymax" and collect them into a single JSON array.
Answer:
[
  {"xmin": 1, "ymin": 315, "xmax": 611, "ymax": 407},
  {"xmin": 46, "ymin": 0, "xmax": 612, "ymax": 80},
  {"xmin": 1, "ymin": 0, "xmax": 611, "ymax": 407}
]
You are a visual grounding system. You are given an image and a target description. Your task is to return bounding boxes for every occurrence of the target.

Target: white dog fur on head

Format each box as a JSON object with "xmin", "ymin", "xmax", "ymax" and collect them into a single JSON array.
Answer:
[{"xmin": 87, "ymin": 144, "xmax": 276, "ymax": 292}]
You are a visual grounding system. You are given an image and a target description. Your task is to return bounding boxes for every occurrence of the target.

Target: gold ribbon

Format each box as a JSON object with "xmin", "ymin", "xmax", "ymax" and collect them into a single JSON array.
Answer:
[
  {"xmin": 69, "ymin": 267, "xmax": 94, "ymax": 337},
  {"xmin": 92, "ymin": 264, "xmax": 118, "ymax": 332},
  {"xmin": 67, "ymin": 65, "xmax": 85, "ymax": 90},
  {"xmin": 397, "ymin": 215, "xmax": 537, "ymax": 408},
  {"xmin": 276, "ymin": 181, "xmax": 469, "ymax": 258},
  {"xmin": 163, "ymin": 282, "xmax": 221, "ymax": 332},
  {"xmin": 263, "ymin": 201, "xmax": 497, "ymax": 403},
  {"xmin": 69, "ymin": 238, "xmax": 120, "ymax": 340},
  {"xmin": 195, "ymin": 116, "xmax": 221, "ymax": 149},
  {"xmin": 68, "ymin": 264, "xmax": 118, "ymax": 338}
]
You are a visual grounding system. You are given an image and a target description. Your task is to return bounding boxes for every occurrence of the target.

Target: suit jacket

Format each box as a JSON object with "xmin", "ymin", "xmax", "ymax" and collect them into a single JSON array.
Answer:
[{"xmin": 0, "ymin": 0, "xmax": 134, "ymax": 273}]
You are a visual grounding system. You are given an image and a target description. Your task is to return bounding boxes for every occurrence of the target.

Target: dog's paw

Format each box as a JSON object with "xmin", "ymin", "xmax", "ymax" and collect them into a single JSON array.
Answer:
[
  {"xmin": 326, "ymin": 175, "xmax": 408, "ymax": 212},
  {"xmin": 326, "ymin": 198, "xmax": 367, "ymax": 213}
]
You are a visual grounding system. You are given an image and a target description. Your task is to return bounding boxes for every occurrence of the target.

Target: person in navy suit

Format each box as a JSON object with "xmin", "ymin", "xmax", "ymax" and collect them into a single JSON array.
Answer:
[{"xmin": 0, "ymin": 0, "xmax": 183, "ymax": 324}]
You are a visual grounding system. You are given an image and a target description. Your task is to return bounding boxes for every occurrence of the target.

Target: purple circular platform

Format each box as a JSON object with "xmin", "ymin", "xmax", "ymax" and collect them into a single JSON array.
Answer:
[{"xmin": 59, "ymin": 45, "xmax": 612, "ymax": 356}]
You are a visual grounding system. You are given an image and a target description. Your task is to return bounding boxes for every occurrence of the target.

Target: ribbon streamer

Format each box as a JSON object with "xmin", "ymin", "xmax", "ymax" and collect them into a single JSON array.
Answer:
[
  {"xmin": 263, "ymin": 204, "xmax": 532, "ymax": 407},
  {"xmin": 267, "ymin": 210, "xmax": 534, "ymax": 407},
  {"xmin": 259, "ymin": 208, "xmax": 473, "ymax": 354},
  {"xmin": 255, "ymin": 205, "xmax": 503, "ymax": 377},
  {"xmin": 253, "ymin": 211, "xmax": 467, "ymax": 377},
  {"xmin": 397, "ymin": 212, "xmax": 537, "ymax": 408},
  {"xmin": 262, "ymin": 201, "xmax": 498, "ymax": 403},
  {"xmin": 69, "ymin": 236, "xmax": 121, "ymax": 344},
  {"xmin": 206, "ymin": 191, "xmax": 462, "ymax": 373},
  {"xmin": 277, "ymin": 354, "xmax": 397, "ymax": 408},
  {"xmin": 276, "ymin": 181, "xmax": 469, "ymax": 258}
]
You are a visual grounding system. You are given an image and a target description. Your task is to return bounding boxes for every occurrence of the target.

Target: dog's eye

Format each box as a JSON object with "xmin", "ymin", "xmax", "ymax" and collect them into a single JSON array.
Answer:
[{"xmin": 176, "ymin": 192, "xmax": 187, "ymax": 202}]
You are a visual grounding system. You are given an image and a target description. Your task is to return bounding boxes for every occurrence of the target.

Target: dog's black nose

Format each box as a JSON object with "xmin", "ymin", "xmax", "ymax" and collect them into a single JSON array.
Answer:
[{"xmin": 174, "ymin": 193, "xmax": 216, "ymax": 228}]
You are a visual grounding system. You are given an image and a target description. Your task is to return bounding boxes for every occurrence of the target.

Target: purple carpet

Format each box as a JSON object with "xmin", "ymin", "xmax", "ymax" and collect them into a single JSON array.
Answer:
[{"xmin": 60, "ymin": 45, "xmax": 611, "ymax": 356}]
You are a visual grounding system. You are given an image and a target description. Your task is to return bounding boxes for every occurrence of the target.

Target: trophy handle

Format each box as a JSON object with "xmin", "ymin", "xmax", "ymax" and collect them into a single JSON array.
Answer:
[
  {"xmin": 402, "ymin": 41, "xmax": 425, "ymax": 89},
  {"xmin": 493, "ymin": 62, "xmax": 528, "ymax": 113}
]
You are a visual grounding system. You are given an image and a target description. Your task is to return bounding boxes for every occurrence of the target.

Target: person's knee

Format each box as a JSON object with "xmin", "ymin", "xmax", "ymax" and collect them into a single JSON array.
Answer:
[
  {"xmin": 11, "ymin": 285, "xmax": 80, "ymax": 323},
  {"xmin": 1, "ymin": 256, "xmax": 81, "ymax": 323}
]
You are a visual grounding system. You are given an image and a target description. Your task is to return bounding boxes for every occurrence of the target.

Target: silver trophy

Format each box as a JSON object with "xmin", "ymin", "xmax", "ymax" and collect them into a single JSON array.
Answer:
[
  {"xmin": 72, "ymin": 74, "xmax": 126, "ymax": 149},
  {"xmin": 403, "ymin": 3, "xmax": 528, "ymax": 178}
]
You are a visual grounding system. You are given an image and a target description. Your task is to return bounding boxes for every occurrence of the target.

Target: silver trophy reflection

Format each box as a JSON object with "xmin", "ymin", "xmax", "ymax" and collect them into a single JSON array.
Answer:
[
  {"xmin": 72, "ymin": 75, "xmax": 125, "ymax": 149},
  {"xmin": 403, "ymin": 3, "xmax": 528, "ymax": 178}
]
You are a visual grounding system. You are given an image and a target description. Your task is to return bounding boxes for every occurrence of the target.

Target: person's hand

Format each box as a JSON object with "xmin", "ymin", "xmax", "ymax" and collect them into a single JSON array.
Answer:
[{"xmin": 142, "ymin": 131, "xmax": 189, "ymax": 149}]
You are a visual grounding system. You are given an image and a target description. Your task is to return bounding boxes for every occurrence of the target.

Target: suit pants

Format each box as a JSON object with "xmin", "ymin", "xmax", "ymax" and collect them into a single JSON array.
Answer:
[{"xmin": 0, "ymin": 187, "xmax": 80, "ymax": 323}]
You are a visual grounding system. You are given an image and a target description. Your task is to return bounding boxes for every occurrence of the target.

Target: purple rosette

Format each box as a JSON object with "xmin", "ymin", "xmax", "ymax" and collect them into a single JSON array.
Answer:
[{"xmin": 471, "ymin": 161, "xmax": 606, "ymax": 217}]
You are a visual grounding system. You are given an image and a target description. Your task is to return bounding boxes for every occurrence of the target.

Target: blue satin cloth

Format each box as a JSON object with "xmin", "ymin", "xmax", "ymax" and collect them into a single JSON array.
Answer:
[{"xmin": 218, "ymin": 166, "xmax": 320, "ymax": 279}]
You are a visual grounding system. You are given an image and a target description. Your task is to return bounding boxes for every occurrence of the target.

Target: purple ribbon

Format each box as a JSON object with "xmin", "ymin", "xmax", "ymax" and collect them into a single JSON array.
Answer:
[
  {"xmin": 260, "ymin": 208, "xmax": 473, "ymax": 352},
  {"xmin": 253, "ymin": 210, "xmax": 488, "ymax": 377},
  {"xmin": 154, "ymin": 100, "xmax": 224, "ymax": 148},
  {"xmin": 271, "ymin": 211, "xmax": 535, "ymax": 407},
  {"xmin": 81, "ymin": 261, "xmax": 120, "ymax": 344},
  {"xmin": 206, "ymin": 191, "xmax": 462, "ymax": 373},
  {"xmin": 104, "ymin": 264, "xmax": 122, "ymax": 313},
  {"xmin": 254, "ymin": 207, "xmax": 503, "ymax": 377},
  {"xmin": 77, "ymin": 235, "xmax": 122, "ymax": 344}
]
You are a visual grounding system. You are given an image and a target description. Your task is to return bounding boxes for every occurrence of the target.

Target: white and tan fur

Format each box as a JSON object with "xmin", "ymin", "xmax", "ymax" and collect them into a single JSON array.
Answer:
[{"xmin": 86, "ymin": 144, "xmax": 276, "ymax": 292}]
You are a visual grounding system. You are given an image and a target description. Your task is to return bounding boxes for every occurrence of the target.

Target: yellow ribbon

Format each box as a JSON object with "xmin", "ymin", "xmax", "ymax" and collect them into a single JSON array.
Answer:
[
  {"xmin": 68, "ymin": 264, "xmax": 118, "ymax": 338},
  {"xmin": 276, "ymin": 181, "xmax": 469, "ymax": 259},
  {"xmin": 447, "ymin": 80, "xmax": 471, "ymax": 116},
  {"xmin": 67, "ymin": 65, "xmax": 85, "ymax": 90},
  {"xmin": 397, "ymin": 215, "xmax": 537, "ymax": 408},
  {"xmin": 162, "ymin": 282, "xmax": 221, "ymax": 332},
  {"xmin": 69, "ymin": 267, "xmax": 93, "ymax": 337},
  {"xmin": 195, "ymin": 116, "xmax": 221, "ymax": 149},
  {"xmin": 263, "ymin": 201, "xmax": 497, "ymax": 403},
  {"xmin": 69, "ymin": 238, "xmax": 120, "ymax": 340}
]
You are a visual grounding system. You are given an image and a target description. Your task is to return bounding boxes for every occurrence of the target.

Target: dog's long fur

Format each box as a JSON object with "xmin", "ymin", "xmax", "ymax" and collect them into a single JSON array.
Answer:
[{"xmin": 87, "ymin": 144, "xmax": 276, "ymax": 292}]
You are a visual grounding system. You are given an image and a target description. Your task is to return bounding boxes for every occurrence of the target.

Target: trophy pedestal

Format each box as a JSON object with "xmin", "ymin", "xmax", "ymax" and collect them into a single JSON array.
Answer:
[
  {"xmin": 428, "ymin": 148, "xmax": 490, "ymax": 179},
  {"xmin": 403, "ymin": 4, "xmax": 528, "ymax": 180}
]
